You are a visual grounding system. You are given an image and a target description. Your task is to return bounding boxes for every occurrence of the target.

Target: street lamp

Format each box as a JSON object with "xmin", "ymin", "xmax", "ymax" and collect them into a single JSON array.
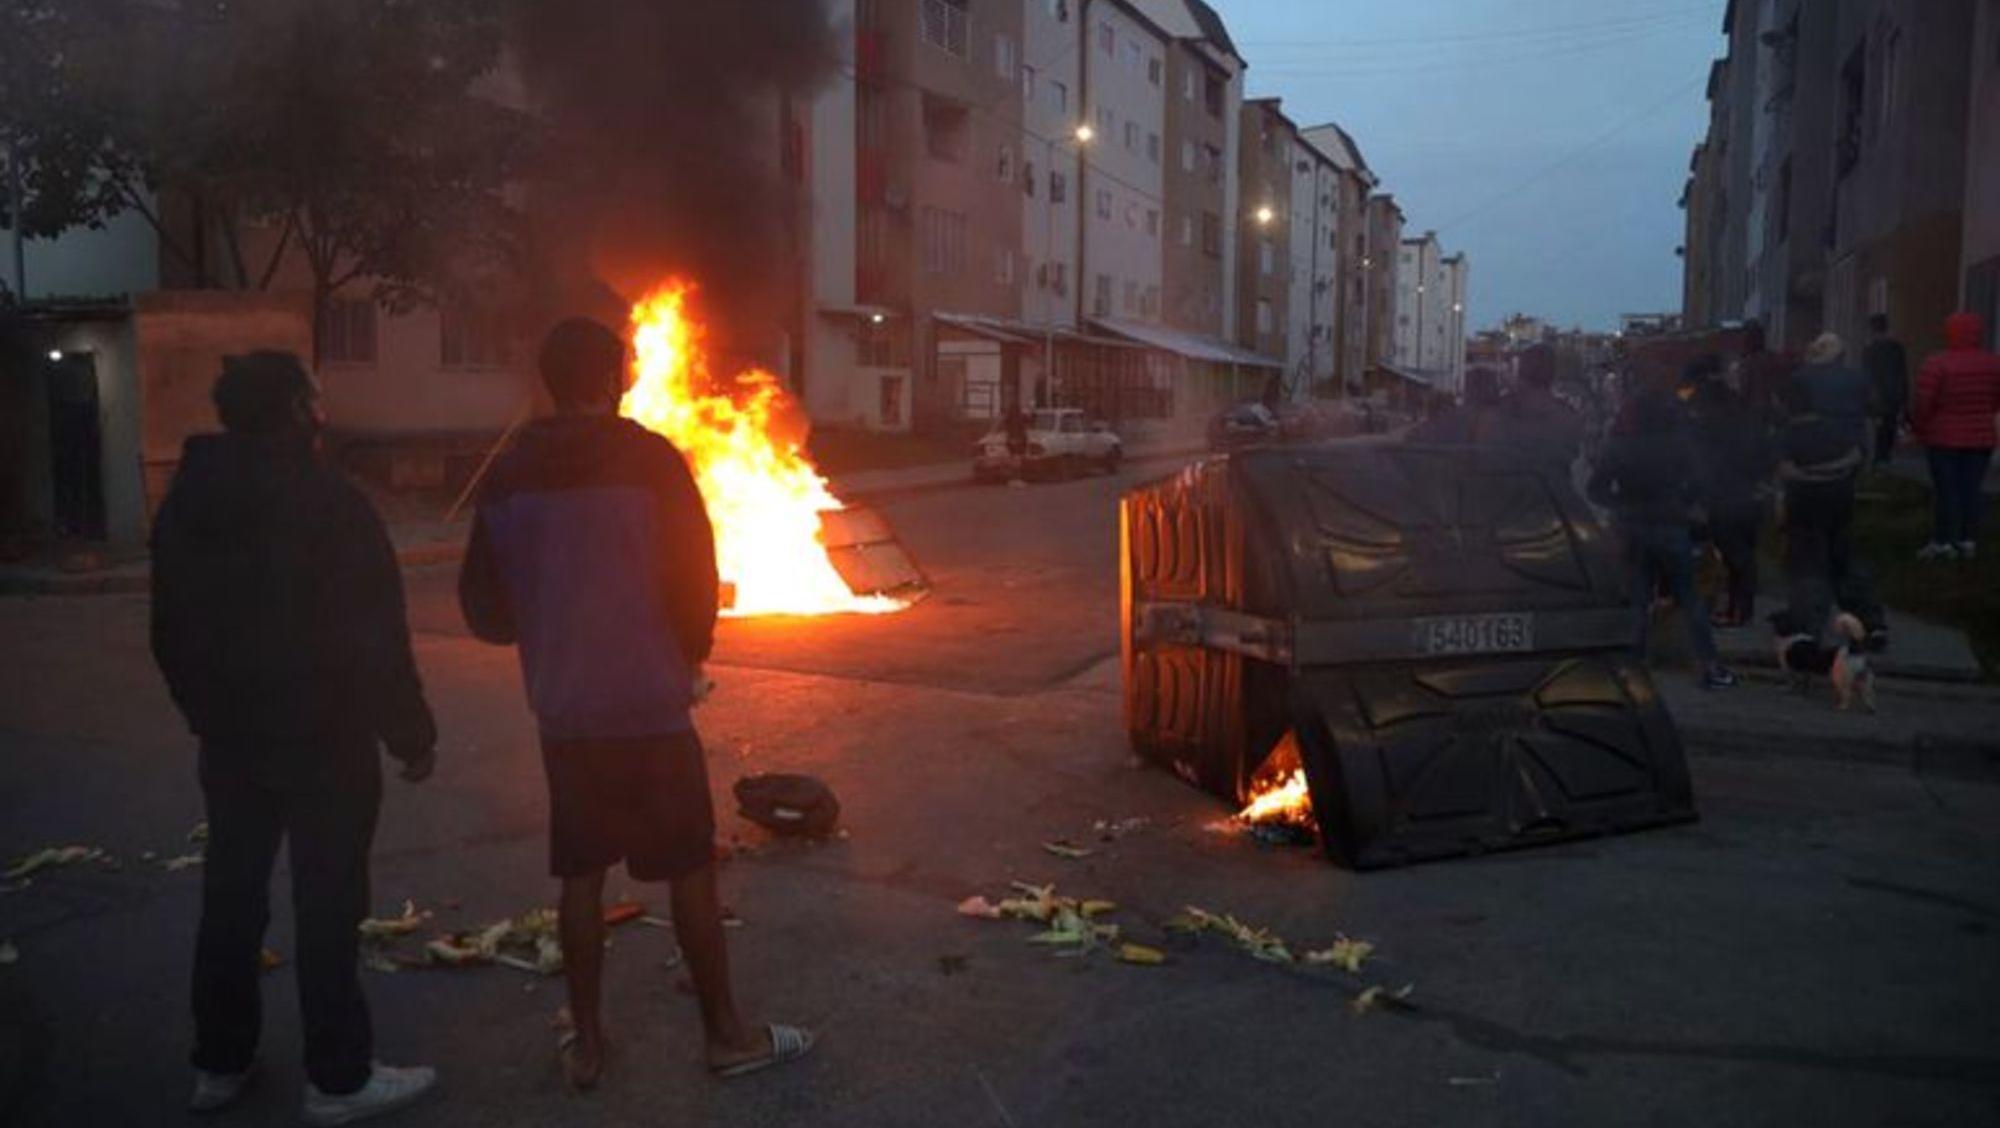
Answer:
[
  {"xmin": 1254, "ymin": 205, "xmax": 1275, "ymax": 226},
  {"xmin": 46, "ymin": 349, "xmax": 63, "ymax": 362},
  {"xmin": 1073, "ymin": 122, "xmax": 1095, "ymax": 144}
]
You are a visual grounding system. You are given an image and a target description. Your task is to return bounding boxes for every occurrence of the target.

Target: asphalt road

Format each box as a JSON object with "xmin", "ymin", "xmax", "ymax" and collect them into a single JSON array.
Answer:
[{"xmin": 5, "ymin": 464, "xmax": 2000, "ymax": 1127}]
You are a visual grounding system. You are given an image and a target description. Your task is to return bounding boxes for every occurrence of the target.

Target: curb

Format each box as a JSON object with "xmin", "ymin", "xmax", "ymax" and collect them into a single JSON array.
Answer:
[{"xmin": 1681, "ymin": 720, "xmax": 2000, "ymax": 780}]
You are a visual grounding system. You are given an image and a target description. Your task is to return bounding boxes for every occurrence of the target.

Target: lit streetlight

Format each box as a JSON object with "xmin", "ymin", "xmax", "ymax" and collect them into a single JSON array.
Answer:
[
  {"xmin": 1254, "ymin": 205, "xmax": 1275, "ymax": 226},
  {"xmin": 1073, "ymin": 122, "xmax": 1094, "ymax": 144}
]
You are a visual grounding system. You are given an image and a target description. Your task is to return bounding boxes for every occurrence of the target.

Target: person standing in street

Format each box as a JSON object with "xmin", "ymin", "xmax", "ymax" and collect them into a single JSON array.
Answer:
[
  {"xmin": 1911, "ymin": 312, "xmax": 2000, "ymax": 561},
  {"xmin": 150, "ymin": 352, "xmax": 439, "ymax": 1125},
  {"xmin": 1777, "ymin": 379, "xmax": 1865, "ymax": 629},
  {"xmin": 458, "ymin": 318, "xmax": 813, "ymax": 1092},
  {"xmin": 1862, "ymin": 314, "xmax": 1909, "ymax": 468},
  {"xmin": 1588, "ymin": 388, "xmax": 1739, "ymax": 690},
  {"xmin": 1796, "ymin": 332, "xmax": 1873, "ymax": 457},
  {"xmin": 1690, "ymin": 359, "xmax": 1775, "ymax": 629}
]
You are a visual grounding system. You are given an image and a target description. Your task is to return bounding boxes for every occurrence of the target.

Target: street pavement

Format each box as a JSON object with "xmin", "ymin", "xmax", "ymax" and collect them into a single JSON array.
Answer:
[{"xmin": 4, "ymin": 462, "xmax": 2000, "ymax": 1127}]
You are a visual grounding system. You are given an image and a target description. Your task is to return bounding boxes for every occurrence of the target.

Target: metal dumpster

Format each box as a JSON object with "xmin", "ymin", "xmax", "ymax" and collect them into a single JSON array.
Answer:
[{"xmin": 1121, "ymin": 443, "xmax": 1694, "ymax": 868}]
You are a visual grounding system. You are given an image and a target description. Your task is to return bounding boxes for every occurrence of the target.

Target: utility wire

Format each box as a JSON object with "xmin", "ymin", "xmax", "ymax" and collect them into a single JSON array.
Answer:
[{"xmin": 1237, "ymin": 4, "xmax": 1722, "ymax": 53}]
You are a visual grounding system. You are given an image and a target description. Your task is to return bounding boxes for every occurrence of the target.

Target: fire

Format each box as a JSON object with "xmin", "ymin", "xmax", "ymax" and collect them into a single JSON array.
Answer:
[
  {"xmin": 1237, "ymin": 732, "xmax": 1316, "ymax": 828},
  {"xmin": 620, "ymin": 282, "xmax": 903, "ymax": 617}
]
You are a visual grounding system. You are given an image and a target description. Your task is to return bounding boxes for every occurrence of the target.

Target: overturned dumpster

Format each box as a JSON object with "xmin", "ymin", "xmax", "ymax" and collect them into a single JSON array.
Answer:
[{"xmin": 1121, "ymin": 443, "xmax": 1694, "ymax": 869}]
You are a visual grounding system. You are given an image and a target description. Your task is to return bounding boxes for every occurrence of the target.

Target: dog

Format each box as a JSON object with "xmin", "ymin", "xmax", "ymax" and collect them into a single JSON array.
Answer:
[{"xmin": 1769, "ymin": 609, "xmax": 1877, "ymax": 712}]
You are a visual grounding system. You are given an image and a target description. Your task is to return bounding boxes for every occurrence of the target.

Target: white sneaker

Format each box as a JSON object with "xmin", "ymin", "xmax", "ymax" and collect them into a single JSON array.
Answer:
[
  {"xmin": 189, "ymin": 1065, "xmax": 256, "ymax": 1113},
  {"xmin": 1917, "ymin": 542, "xmax": 1957, "ymax": 561},
  {"xmin": 302, "ymin": 1063, "xmax": 436, "ymax": 1127},
  {"xmin": 1957, "ymin": 541, "xmax": 1978, "ymax": 561}
]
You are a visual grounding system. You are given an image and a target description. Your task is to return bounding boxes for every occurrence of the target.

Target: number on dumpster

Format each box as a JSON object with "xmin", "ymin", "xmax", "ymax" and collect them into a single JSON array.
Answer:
[{"xmin": 1413, "ymin": 613, "xmax": 1534, "ymax": 657}]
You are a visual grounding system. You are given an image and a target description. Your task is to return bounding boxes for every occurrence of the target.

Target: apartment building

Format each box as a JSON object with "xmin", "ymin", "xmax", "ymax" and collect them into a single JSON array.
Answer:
[
  {"xmin": 1079, "ymin": 0, "xmax": 1168, "ymax": 328},
  {"xmin": 1155, "ymin": 22, "xmax": 1233, "ymax": 338},
  {"xmin": 1286, "ymin": 131, "xmax": 1340, "ymax": 396},
  {"xmin": 1364, "ymin": 193, "xmax": 1405, "ymax": 383},
  {"xmin": 1967, "ymin": 0, "xmax": 2000, "ymax": 341},
  {"xmin": 1301, "ymin": 122, "xmax": 1377, "ymax": 394},
  {"xmin": 1393, "ymin": 232, "xmax": 1439, "ymax": 376},
  {"xmin": 1439, "ymin": 252, "xmax": 1469, "ymax": 396},
  {"xmin": 1235, "ymin": 98, "xmax": 1294, "ymax": 363}
]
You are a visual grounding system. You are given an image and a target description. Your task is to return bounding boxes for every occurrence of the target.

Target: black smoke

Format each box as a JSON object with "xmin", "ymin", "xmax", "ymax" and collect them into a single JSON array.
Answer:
[{"xmin": 513, "ymin": 0, "xmax": 834, "ymax": 363}]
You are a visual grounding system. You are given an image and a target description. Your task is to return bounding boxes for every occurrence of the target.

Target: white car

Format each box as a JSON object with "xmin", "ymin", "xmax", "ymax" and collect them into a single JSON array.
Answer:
[{"xmin": 973, "ymin": 408, "xmax": 1123, "ymax": 482}]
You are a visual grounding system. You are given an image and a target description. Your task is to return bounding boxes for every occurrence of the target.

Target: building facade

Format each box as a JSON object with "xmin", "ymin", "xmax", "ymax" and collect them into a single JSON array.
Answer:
[
  {"xmin": 1960, "ymin": 0, "xmax": 2000, "ymax": 344},
  {"xmin": 1286, "ymin": 130, "xmax": 1340, "ymax": 397},
  {"xmin": 1235, "ymin": 98, "xmax": 1294, "ymax": 363},
  {"xmin": 1364, "ymin": 194, "xmax": 1404, "ymax": 380}
]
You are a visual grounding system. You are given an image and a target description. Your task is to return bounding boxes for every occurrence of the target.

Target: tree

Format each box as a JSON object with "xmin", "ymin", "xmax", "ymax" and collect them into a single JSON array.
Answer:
[{"xmin": 2, "ymin": 0, "xmax": 534, "ymax": 356}]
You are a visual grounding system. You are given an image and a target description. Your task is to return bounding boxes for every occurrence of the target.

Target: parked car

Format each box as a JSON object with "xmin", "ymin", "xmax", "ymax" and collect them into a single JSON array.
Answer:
[
  {"xmin": 1207, "ymin": 402, "xmax": 1281, "ymax": 450},
  {"xmin": 973, "ymin": 408, "xmax": 1123, "ymax": 482}
]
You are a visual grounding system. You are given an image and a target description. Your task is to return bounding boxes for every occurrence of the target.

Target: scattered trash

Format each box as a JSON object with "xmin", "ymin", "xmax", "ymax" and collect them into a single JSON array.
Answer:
[
  {"xmin": 1351, "ymin": 984, "xmax": 1414, "ymax": 1015},
  {"xmin": 1245, "ymin": 822, "xmax": 1315, "ymax": 849},
  {"xmin": 733, "ymin": 774, "xmax": 841, "ymax": 838},
  {"xmin": 956, "ymin": 895, "xmax": 1003, "ymax": 920},
  {"xmin": 960, "ymin": 882, "xmax": 1123, "ymax": 958},
  {"xmin": 159, "ymin": 853, "xmax": 205, "ymax": 872},
  {"xmin": 4, "ymin": 845, "xmax": 110, "ymax": 883},
  {"xmin": 1092, "ymin": 817, "xmax": 1150, "ymax": 842},
  {"xmin": 638, "ymin": 915, "xmax": 673, "ymax": 930},
  {"xmin": 603, "ymin": 901, "xmax": 645, "ymax": 927},
  {"xmin": 187, "ymin": 822, "xmax": 209, "ymax": 845},
  {"xmin": 358, "ymin": 900, "xmax": 430, "ymax": 940},
  {"xmin": 1169, "ymin": 906, "xmax": 1293, "ymax": 964},
  {"xmin": 413, "ymin": 909, "xmax": 565, "ymax": 976},
  {"xmin": 662, "ymin": 947, "xmax": 684, "ymax": 972},
  {"xmin": 362, "ymin": 951, "xmax": 403, "ymax": 974},
  {"xmin": 1302, "ymin": 936, "xmax": 1374, "ymax": 974},
  {"xmin": 1040, "ymin": 840, "xmax": 1094, "ymax": 860},
  {"xmin": 260, "ymin": 948, "xmax": 284, "ymax": 973},
  {"xmin": 937, "ymin": 954, "xmax": 970, "ymax": 976},
  {"xmin": 0, "ymin": 940, "xmax": 17, "ymax": 966},
  {"xmin": 721, "ymin": 910, "xmax": 745, "ymax": 929},
  {"xmin": 1116, "ymin": 943, "xmax": 1166, "ymax": 966}
]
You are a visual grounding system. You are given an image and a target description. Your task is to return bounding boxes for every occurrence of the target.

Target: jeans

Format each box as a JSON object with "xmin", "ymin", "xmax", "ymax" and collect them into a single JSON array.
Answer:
[
  {"xmin": 1626, "ymin": 522, "xmax": 1718, "ymax": 665},
  {"xmin": 191, "ymin": 746, "xmax": 380, "ymax": 1095},
  {"xmin": 1708, "ymin": 498, "xmax": 1764, "ymax": 622},
  {"xmin": 1784, "ymin": 479, "xmax": 1856, "ymax": 628},
  {"xmin": 1928, "ymin": 447, "xmax": 1995, "ymax": 546},
  {"xmin": 1874, "ymin": 409, "xmax": 1903, "ymax": 467}
]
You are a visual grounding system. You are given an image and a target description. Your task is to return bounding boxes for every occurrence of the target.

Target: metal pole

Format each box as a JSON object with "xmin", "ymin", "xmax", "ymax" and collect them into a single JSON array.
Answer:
[{"xmin": 8, "ymin": 142, "xmax": 26, "ymax": 300}]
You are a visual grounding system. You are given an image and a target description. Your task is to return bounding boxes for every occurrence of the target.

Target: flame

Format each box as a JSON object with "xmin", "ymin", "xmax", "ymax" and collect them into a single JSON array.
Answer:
[
  {"xmin": 1236, "ymin": 732, "xmax": 1316, "ymax": 828},
  {"xmin": 620, "ymin": 281, "xmax": 903, "ymax": 617}
]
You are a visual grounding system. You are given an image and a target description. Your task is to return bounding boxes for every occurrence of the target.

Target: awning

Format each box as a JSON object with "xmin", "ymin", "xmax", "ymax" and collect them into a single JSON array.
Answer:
[
  {"xmin": 932, "ymin": 311, "xmax": 1044, "ymax": 346},
  {"xmin": 1091, "ymin": 317, "xmax": 1283, "ymax": 369},
  {"xmin": 816, "ymin": 302, "xmax": 899, "ymax": 321},
  {"xmin": 1374, "ymin": 361, "xmax": 1433, "ymax": 388}
]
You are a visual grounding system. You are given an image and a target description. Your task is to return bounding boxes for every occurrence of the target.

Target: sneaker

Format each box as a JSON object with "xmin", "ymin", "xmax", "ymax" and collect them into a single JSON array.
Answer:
[
  {"xmin": 1700, "ymin": 666, "xmax": 1740, "ymax": 691},
  {"xmin": 1917, "ymin": 542, "xmax": 1958, "ymax": 561},
  {"xmin": 189, "ymin": 1065, "xmax": 256, "ymax": 1113},
  {"xmin": 303, "ymin": 1063, "xmax": 437, "ymax": 1127},
  {"xmin": 1957, "ymin": 541, "xmax": 1978, "ymax": 561}
]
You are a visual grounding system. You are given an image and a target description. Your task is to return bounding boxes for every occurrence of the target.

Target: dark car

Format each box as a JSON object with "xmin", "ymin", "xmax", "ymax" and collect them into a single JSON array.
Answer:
[{"xmin": 1207, "ymin": 403, "xmax": 1281, "ymax": 450}]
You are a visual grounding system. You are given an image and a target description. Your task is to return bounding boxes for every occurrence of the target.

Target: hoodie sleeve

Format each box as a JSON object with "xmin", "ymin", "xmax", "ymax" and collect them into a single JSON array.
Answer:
[
  {"xmin": 335, "ymin": 486, "xmax": 437, "ymax": 761},
  {"xmin": 654, "ymin": 443, "xmax": 719, "ymax": 665},
  {"xmin": 147, "ymin": 479, "xmax": 207, "ymax": 730},
  {"xmin": 457, "ymin": 510, "xmax": 518, "ymax": 645}
]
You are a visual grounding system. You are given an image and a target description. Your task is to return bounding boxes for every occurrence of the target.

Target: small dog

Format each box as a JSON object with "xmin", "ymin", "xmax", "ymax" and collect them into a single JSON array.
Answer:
[{"xmin": 1770, "ymin": 610, "xmax": 1877, "ymax": 712}]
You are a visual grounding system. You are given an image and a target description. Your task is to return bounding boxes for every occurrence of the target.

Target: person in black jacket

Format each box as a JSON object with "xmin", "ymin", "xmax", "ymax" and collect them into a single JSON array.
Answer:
[
  {"xmin": 1690, "ymin": 362, "xmax": 1776, "ymax": 628},
  {"xmin": 151, "ymin": 352, "xmax": 438, "ymax": 1125},
  {"xmin": 1862, "ymin": 314, "xmax": 1908, "ymax": 467},
  {"xmin": 1588, "ymin": 388, "xmax": 1739, "ymax": 690}
]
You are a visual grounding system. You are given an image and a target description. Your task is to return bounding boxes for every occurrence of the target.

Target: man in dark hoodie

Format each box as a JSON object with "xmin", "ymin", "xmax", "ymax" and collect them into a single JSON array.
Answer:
[
  {"xmin": 458, "ymin": 318, "xmax": 812, "ymax": 1091},
  {"xmin": 150, "ymin": 352, "xmax": 437, "ymax": 1124}
]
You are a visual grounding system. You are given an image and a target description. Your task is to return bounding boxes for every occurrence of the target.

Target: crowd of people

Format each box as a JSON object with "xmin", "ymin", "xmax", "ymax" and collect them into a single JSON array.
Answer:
[{"xmin": 1418, "ymin": 311, "xmax": 1999, "ymax": 690}]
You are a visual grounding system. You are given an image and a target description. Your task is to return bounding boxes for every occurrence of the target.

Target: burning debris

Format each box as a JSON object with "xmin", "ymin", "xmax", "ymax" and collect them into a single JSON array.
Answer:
[
  {"xmin": 620, "ymin": 284, "xmax": 916, "ymax": 617},
  {"xmin": 1235, "ymin": 733, "xmax": 1316, "ymax": 835}
]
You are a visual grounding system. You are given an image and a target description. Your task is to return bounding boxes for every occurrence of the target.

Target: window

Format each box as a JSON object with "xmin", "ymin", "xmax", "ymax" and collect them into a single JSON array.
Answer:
[
  {"xmin": 1023, "ymin": 159, "xmax": 1036, "ymax": 197},
  {"xmin": 920, "ymin": 0, "xmax": 969, "ymax": 58},
  {"xmin": 1045, "ymin": 0, "xmax": 1069, "ymax": 23},
  {"xmin": 1204, "ymin": 70, "xmax": 1223, "ymax": 117},
  {"xmin": 320, "ymin": 299, "xmax": 377, "ymax": 364},
  {"xmin": 997, "ymin": 144, "xmax": 1013, "ymax": 183},
  {"xmin": 1124, "ymin": 121, "xmax": 1137, "ymax": 151},
  {"xmin": 1147, "ymin": 55, "xmax": 1162, "ymax": 86},
  {"xmin": 923, "ymin": 96, "xmax": 970, "ymax": 162},
  {"xmin": 996, "ymin": 247, "xmax": 1014, "ymax": 286},
  {"xmin": 1180, "ymin": 214, "xmax": 1194, "ymax": 246},
  {"xmin": 856, "ymin": 319, "xmax": 906, "ymax": 366},
  {"xmin": 1201, "ymin": 211, "xmax": 1221, "ymax": 257},
  {"xmin": 1142, "ymin": 285, "xmax": 1159, "ymax": 317},
  {"xmin": 439, "ymin": 305, "xmax": 504, "ymax": 368},
  {"xmin": 1051, "ymin": 170, "xmax": 1067, "ymax": 203},
  {"xmin": 1050, "ymin": 80, "xmax": 1068, "ymax": 113},
  {"xmin": 1123, "ymin": 39, "xmax": 1141, "ymax": 74},
  {"xmin": 1181, "ymin": 139, "xmax": 1195, "ymax": 172},
  {"xmin": 1145, "ymin": 209, "xmax": 1159, "ymax": 236},
  {"xmin": 1125, "ymin": 202, "xmax": 1138, "ymax": 229},
  {"xmin": 1048, "ymin": 261, "xmax": 1067, "ymax": 293},
  {"xmin": 1182, "ymin": 69, "xmax": 1195, "ymax": 102},
  {"xmin": 1123, "ymin": 279, "xmax": 1138, "ymax": 313},
  {"xmin": 1146, "ymin": 132, "xmax": 1160, "ymax": 163},
  {"xmin": 1259, "ymin": 238, "xmax": 1274, "ymax": 276},
  {"xmin": 1097, "ymin": 22, "xmax": 1114, "ymax": 56},
  {"xmin": 1878, "ymin": 27, "xmax": 1902, "ymax": 130},
  {"xmin": 1095, "ymin": 188, "xmax": 1112, "ymax": 220},
  {"xmin": 1094, "ymin": 273, "xmax": 1112, "ymax": 316},
  {"xmin": 1096, "ymin": 105, "xmax": 1113, "ymax": 134},
  {"xmin": 1837, "ymin": 44, "xmax": 1865, "ymax": 176},
  {"xmin": 1256, "ymin": 299, "xmax": 1273, "ymax": 334},
  {"xmin": 920, "ymin": 206, "xmax": 968, "ymax": 274},
  {"xmin": 1202, "ymin": 143, "xmax": 1222, "ymax": 184},
  {"xmin": 1022, "ymin": 64, "xmax": 1036, "ymax": 103},
  {"xmin": 995, "ymin": 33, "xmax": 1016, "ymax": 81}
]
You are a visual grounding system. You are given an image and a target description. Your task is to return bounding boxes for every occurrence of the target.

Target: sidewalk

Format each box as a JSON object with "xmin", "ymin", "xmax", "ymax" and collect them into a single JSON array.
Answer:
[
  {"xmin": 0, "ymin": 521, "xmax": 465, "ymax": 596},
  {"xmin": 1711, "ymin": 595, "xmax": 1985, "ymax": 682},
  {"xmin": 1658, "ymin": 664, "xmax": 2000, "ymax": 770}
]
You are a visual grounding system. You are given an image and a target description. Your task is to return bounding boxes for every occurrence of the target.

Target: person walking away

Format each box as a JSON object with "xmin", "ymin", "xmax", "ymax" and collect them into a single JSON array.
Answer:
[
  {"xmin": 1690, "ymin": 366, "xmax": 1775, "ymax": 628},
  {"xmin": 458, "ymin": 318, "xmax": 813, "ymax": 1091},
  {"xmin": 1862, "ymin": 314, "xmax": 1909, "ymax": 468},
  {"xmin": 1776, "ymin": 379, "xmax": 1865, "ymax": 630},
  {"xmin": 1797, "ymin": 333, "xmax": 1872, "ymax": 457},
  {"xmin": 1911, "ymin": 312, "xmax": 2000, "ymax": 560},
  {"xmin": 1588, "ymin": 388, "xmax": 1739, "ymax": 689},
  {"xmin": 150, "ymin": 352, "xmax": 438, "ymax": 1125}
]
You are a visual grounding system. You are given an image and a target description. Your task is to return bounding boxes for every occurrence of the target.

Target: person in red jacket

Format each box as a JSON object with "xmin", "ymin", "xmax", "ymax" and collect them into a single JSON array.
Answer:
[{"xmin": 1911, "ymin": 312, "xmax": 2000, "ymax": 561}]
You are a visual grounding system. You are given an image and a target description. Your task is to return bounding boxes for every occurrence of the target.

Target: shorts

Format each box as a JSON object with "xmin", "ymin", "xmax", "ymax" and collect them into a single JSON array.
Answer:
[{"xmin": 540, "ymin": 730, "xmax": 716, "ymax": 881}]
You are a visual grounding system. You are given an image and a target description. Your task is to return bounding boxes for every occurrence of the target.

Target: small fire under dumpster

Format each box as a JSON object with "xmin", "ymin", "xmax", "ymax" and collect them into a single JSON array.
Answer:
[{"xmin": 1120, "ymin": 443, "xmax": 1696, "ymax": 869}]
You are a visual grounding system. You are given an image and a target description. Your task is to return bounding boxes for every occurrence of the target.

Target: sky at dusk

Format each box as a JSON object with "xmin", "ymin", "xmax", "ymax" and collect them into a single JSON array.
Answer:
[{"xmin": 1220, "ymin": 0, "xmax": 1727, "ymax": 332}]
